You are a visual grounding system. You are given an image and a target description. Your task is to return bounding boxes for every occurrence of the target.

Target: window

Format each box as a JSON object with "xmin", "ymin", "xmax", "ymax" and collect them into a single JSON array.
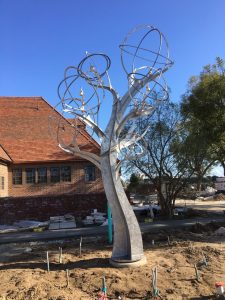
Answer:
[
  {"xmin": 1, "ymin": 177, "xmax": 4, "ymax": 190},
  {"xmin": 26, "ymin": 168, "xmax": 35, "ymax": 184},
  {"xmin": 37, "ymin": 167, "xmax": 47, "ymax": 183},
  {"xmin": 61, "ymin": 166, "xmax": 71, "ymax": 182},
  {"xmin": 12, "ymin": 168, "xmax": 22, "ymax": 185},
  {"xmin": 50, "ymin": 167, "xmax": 60, "ymax": 183},
  {"xmin": 84, "ymin": 166, "xmax": 96, "ymax": 182}
]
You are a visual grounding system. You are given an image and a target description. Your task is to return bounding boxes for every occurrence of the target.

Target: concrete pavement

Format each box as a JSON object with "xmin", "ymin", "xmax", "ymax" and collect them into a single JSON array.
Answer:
[{"xmin": 0, "ymin": 216, "xmax": 224, "ymax": 245}]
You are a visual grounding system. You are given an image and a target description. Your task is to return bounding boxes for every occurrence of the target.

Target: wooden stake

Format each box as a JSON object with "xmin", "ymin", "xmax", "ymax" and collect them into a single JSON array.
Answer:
[
  {"xmin": 194, "ymin": 264, "xmax": 200, "ymax": 281},
  {"xmin": 59, "ymin": 247, "xmax": 63, "ymax": 264},
  {"xmin": 202, "ymin": 253, "xmax": 207, "ymax": 267},
  {"xmin": 152, "ymin": 266, "xmax": 159, "ymax": 297},
  {"xmin": 46, "ymin": 251, "xmax": 50, "ymax": 272},
  {"xmin": 66, "ymin": 269, "xmax": 69, "ymax": 287},
  {"xmin": 79, "ymin": 236, "xmax": 82, "ymax": 257},
  {"xmin": 167, "ymin": 236, "xmax": 170, "ymax": 246},
  {"xmin": 102, "ymin": 276, "xmax": 107, "ymax": 295}
]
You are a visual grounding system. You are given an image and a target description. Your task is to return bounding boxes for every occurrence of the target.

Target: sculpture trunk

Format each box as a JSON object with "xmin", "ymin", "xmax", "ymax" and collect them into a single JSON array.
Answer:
[{"xmin": 101, "ymin": 148, "xmax": 144, "ymax": 263}]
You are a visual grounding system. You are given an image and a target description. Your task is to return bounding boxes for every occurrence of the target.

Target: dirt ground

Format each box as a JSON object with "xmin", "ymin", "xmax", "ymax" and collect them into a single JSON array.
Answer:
[
  {"xmin": 0, "ymin": 223, "xmax": 225, "ymax": 300},
  {"xmin": 176, "ymin": 195, "xmax": 225, "ymax": 212}
]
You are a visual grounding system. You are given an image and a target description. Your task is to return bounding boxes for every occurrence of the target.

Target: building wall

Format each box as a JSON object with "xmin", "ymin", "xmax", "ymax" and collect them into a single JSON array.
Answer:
[
  {"xmin": 0, "ymin": 163, "xmax": 8, "ymax": 197},
  {"xmin": 0, "ymin": 193, "xmax": 107, "ymax": 224},
  {"xmin": 7, "ymin": 161, "xmax": 104, "ymax": 197}
]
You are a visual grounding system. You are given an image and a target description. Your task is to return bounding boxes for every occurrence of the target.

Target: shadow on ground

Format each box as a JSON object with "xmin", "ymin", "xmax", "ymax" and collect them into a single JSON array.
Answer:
[{"xmin": 0, "ymin": 257, "xmax": 110, "ymax": 271}]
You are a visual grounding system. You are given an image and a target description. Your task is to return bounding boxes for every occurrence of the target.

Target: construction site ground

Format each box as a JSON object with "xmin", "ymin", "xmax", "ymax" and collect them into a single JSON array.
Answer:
[
  {"xmin": 176, "ymin": 196, "xmax": 225, "ymax": 212},
  {"xmin": 1, "ymin": 220, "xmax": 225, "ymax": 300},
  {"xmin": 1, "ymin": 197, "xmax": 225, "ymax": 300}
]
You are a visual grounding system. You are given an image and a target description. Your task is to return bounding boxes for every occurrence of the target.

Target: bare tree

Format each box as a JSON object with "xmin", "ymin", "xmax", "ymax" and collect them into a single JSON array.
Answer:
[
  {"xmin": 126, "ymin": 102, "xmax": 194, "ymax": 217},
  {"xmin": 54, "ymin": 25, "xmax": 173, "ymax": 266}
]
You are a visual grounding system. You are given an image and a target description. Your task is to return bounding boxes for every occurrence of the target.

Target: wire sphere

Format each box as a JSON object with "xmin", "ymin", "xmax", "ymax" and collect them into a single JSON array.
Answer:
[
  {"xmin": 57, "ymin": 66, "xmax": 101, "ymax": 117},
  {"xmin": 77, "ymin": 53, "xmax": 111, "ymax": 83},
  {"xmin": 128, "ymin": 68, "xmax": 169, "ymax": 109},
  {"xmin": 120, "ymin": 25, "xmax": 173, "ymax": 78},
  {"xmin": 56, "ymin": 64, "xmax": 105, "ymax": 148}
]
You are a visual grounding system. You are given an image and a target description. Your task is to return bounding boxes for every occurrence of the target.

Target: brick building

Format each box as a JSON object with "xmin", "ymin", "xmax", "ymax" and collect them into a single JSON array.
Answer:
[{"xmin": 0, "ymin": 97, "xmax": 104, "ymax": 198}]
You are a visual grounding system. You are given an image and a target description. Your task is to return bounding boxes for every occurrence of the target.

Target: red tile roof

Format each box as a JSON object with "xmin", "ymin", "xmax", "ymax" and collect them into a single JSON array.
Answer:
[
  {"xmin": 0, "ymin": 97, "xmax": 100, "ymax": 164},
  {"xmin": 0, "ymin": 145, "xmax": 12, "ymax": 162}
]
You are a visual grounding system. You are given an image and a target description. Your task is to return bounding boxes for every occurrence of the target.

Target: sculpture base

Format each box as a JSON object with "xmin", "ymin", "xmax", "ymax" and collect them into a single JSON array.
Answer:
[{"xmin": 109, "ymin": 256, "xmax": 147, "ymax": 268}]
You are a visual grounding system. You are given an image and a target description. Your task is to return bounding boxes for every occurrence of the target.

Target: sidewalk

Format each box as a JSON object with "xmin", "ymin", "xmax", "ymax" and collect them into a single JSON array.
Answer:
[{"xmin": 0, "ymin": 216, "xmax": 224, "ymax": 245}]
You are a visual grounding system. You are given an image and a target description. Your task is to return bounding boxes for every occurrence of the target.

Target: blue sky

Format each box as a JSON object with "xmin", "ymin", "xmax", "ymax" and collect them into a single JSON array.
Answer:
[{"xmin": 0, "ymin": 0, "xmax": 225, "ymax": 175}]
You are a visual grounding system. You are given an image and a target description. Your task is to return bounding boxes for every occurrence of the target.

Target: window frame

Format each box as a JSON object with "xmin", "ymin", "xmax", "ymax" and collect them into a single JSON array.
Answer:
[
  {"xmin": 61, "ymin": 166, "xmax": 71, "ymax": 182},
  {"xmin": 37, "ymin": 167, "xmax": 47, "ymax": 184},
  {"xmin": 50, "ymin": 167, "xmax": 60, "ymax": 183},
  {"xmin": 1, "ymin": 177, "xmax": 4, "ymax": 190},
  {"xmin": 25, "ymin": 168, "xmax": 36, "ymax": 184},
  {"xmin": 12, "ymin": 168, "xmax": 22, "ymax": 185},
  {"xmin": 84, "ymin": 165, "xmax": 96, "ymax": 182}
]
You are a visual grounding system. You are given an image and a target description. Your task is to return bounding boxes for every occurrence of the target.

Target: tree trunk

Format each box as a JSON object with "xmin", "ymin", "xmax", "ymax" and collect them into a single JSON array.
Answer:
[
  {"xmin": 196, "ymin": 174, "xmax": 203, "ymax": 191},
  {"xmin": 100, "ymin": 149, "xmax": 144, "ymax": 263},
  {"xmin": 157, "ymin": 192, "xmax": 173, "ymax": 219}
]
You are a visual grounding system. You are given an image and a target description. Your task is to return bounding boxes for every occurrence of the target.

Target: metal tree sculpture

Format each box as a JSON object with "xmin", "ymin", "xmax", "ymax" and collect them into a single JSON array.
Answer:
[{"xmin": 56, "ymin": 25, "xmax": 173, "ymax": 266}]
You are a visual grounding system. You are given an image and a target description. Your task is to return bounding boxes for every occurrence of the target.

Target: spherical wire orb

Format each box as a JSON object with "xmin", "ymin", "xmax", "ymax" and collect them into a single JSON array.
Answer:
[
  {"xmin": 127, "ymin": 68, "xmax": 169, "ymax": 112},
  {"xmin": 57, "ymin": 66, "xmax": 80, "ymax": 111},
  {"xmin": 59, "ymin": 66, "xmax": 101, "ymax": 115},
  {"xmin": 77, "ymin": 53, "xmax": 111, "ymax": 83},
  {"xmin": 56, "ymin": 63, "xmax": 103, "ymax": 149},
  {"xmin": 120, "ymin": 24, "xmax": 173, "ymax": 78}
]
